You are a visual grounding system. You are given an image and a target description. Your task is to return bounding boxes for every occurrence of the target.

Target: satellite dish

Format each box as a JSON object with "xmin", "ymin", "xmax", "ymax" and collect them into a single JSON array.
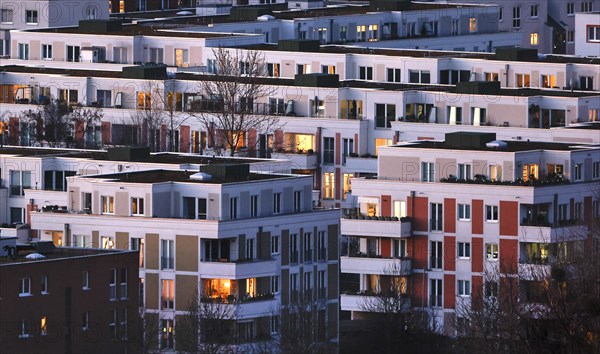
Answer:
[{"xmin": 25, "ymin": 253, "xmax": 46, "ymax": 259}]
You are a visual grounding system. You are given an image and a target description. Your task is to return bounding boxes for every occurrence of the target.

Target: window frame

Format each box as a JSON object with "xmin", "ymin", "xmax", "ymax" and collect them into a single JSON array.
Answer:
[
  {"xmin": 457, "ymin": 280, "xmax": 471, "ymax": 297},
  {"xmin": 485, "ymin": 243, "xmax": 499, "ymax": 261},
  {"xmin": 485, "ymin": 205, "xmax": 499, "ymax": 222},
  {"xmin": 458, "ymin": 203, "xmax": 471, "ymax": 221},
  {"xmin": 457, "ymin": 242, "xmax": 471, "ymax": 259},
  {"xmin": 19, "ymin": 277, "xmax": 32, "ymax": 297}
]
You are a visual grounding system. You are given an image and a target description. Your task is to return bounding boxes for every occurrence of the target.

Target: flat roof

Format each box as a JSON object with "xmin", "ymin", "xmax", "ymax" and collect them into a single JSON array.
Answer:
[
  {"xmin": 564, "ymin": 122, "xmax": 600, "ymax": 130},
  {"xmin": 30, "ymin": 23, "xmax": 233, "ymax": 39},
  {"xmin": 0, "ymin": 147, "xmax": 266, "ymax": 165},
  {"xmin": 91, "ymin": 169, "xmax": 292, "ymax": 184},
  {"xmin": 0, "ymin": 245, "xmax": 135, "ymax": 265},
  {"xmin": 394, "ymin": 140, "xmax": 596, "ymax": 152}
]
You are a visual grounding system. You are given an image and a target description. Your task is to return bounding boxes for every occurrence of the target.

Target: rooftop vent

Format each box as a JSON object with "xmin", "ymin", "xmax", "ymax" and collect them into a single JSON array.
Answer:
[
  {"xmin": 277, "ymin": 39, "xmax": 320, "ymax": 52},
  {"xmin": 199, "ymin": 164, "xmax": 250, "ymax": 181},
  {"xmin": 107, "ymin": 147, "xmax": 150, "ymax": 162},
  {"xmin": 79, "ymin": 20, "xmax": 122, "ymax": 33},
  {"xmin": 122, "ymin": 65, "xmax": 168, "ymax": 80},
  {"xmin": 455, "ymin": 81, "xmax": 501, "ymax": 95},
  {"xmin": 295, "ymin": 73, "xmax": 339, "ymax": 88},
  {"xmin": 369, "ymin": 0, "xmax": 412, "ymax": 11},
  {"xmin": 486, "ymin": 140, "xmax": 508, "ymax": 149},
  {"xmin": 495, "ymin": 47, "xmax": 538, "ymax": 62},
  {"xmin": 190, "ymin": 172, "xmax": 213, "ymax": 181}
]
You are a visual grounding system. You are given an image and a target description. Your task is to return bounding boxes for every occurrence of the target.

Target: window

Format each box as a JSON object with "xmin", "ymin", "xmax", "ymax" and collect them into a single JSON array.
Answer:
[
  {"xmin": 120, "ymin": 308, "xmax": 127, "ymax": 340},
  {"xmin": 512, "ymin": 6, "xmax": 521, "ymax": 28},
  {"xmin": 10, "ymin": 208, "xmax": 24, "ymax": 224},
  {"xmin": 430, "ymin": 241, "xmax": 443, "ymax": 269},
  {"xmin": 430, "ymin": 203, "xmax": 443, "ymax": 231},
  {"xmin": 393, "ymin": 239, "xmax": 407, "ymax": 258},
  {"xmin": 37, "ymin": 316, "xmax": 47, "ymax": 336},
  {"xmin": 83, "ymin": 271, "xmax": 90, "ymax": 290},
  {"xmin": 148, "ymin": 47, "xmax": 163, "ymax": 64},
  {"xmin": 271, "ymin": 235, "xmax": 279, "ymax": 255},
  {"xmin": 593, "ymin": 162, "xmax": 599, "ymax": 179},
  {"xmin": 318, "ymin": 270, "xmax": 326, "ymax": 299},
  {"xmin": 485, "ymin": 281, "xmax": 498, "ymax": 298},
  {"xmin": 458, "ymin": 204, "xmax": 471, "ymax": 220},
  {"xmin": 10, "ymin": 171, "xmax": 31, "ymax": 196},
  {"xmin": 41, "ymin": 276, "xmax": 48, "ymax": 294},
  {"xmin": 343, "ymin": 173, "xmax": 353, "ymax": 199},
  {"xmin": 73, "ymin": 235, "xmax": 91, "ymax": 248},
  {"xmin": 484, "ymin": 72, "xmax": 499, "ymax": 82},
  {"xmin": 321, "ymin": 65, "xmax": 336, "ymax": 74},
  {"xmin": 267, "ymin": 63, "xmax": 280, "ymax": 77},
  {"xmin": 42, "ymin": 44, "xmax": 52, "ymax": 60},
  {"xmin": 317, "ymin": 231, "xmax": 326, "ymax": 261},
  {"xmin": 270, "ymin": 316, "xmax": 280, "ymax": 334},
  {"xmin": 386, "ymin": 68, "xmax": 401, "ymax": 83},
  {"xmin": 296, "ymin": 64, "xmax": 310, "ymax": 74},
  {"xmin": 273, "ymin": 193, "xmax": 281, "ymax": 214},
  {"xmin": 161, "ymin": 279, "xmax": 174, "ymax": 309},
  {"xmin": 471, "ymin": 106, "xmax": 487, "ymax": 125},
  {"xmin": 458, "ymin": 242, "xmax": 471, "ymax": 259},
  {"xmin": 340, "ymin": 26, "xmax": 347, "ymax": 41},
  {"xmin": 541, "ymin": 74, "xmax": 556, "ymax": 88},
  {"xmin": 290, "ymin": 273, "xmax": 299, "ymax": 300},
  {"xmin": 457, "ymin": 164, "xmax": 472, "ymax": 180},
  {"xmin": 127, "ymin": 197, "xmax": 143, "ymax": 216},
  {"xmin": 588, "ymin": 26, "xmax": 600, "ymax": 42},
  {"xmin": 582, "ymin": 1, "xmax": 593, "ymax": 12},
  {"xmin": 161, "ymin": 240, "xmax": 174, "ymax": 270},
  {"xmin": 469, "ymin": 17, "xmax": 477, "ymax": 32},
  {"xmin": 530, "ymin": 33, "xmax": 539, "ymax": 46},
  {"xmin": 430, "ymin": 279, "xmax": 442, "ymax": 307},
  {"xmin": 356, "ymin": 25, "xmax": 366, "ymax": 41},
  {"xmin": 229, "ymin": 197, "xmax": 238, "ymax": 219},
  {"xmin": 131, "ymin": 238, "xmax": 144, "ymax": 268},
  {"xmin": 160, "ymin": 319, "xmax": 174, "ymax": 349},
  {"xmin": 109, "ymin": 269, "xmax": 117, "ymax": 300},
  {"xmin": 558, "ymin": 203, "xmax": 569, "ymax": 223},
  {"xmin": 486, "ymin": 205, "xmax": 499, "ymax": 222},
  {"xmin": 530, "ymin": 5, "xmax": 538, "ymax": 18},
  {"xmin": 113, "ymin": 47, "xmax": 127, "ymax": 63},
  {"xmin": 293, "ymin": 190, "xmax": 302, "ymax": 212},
  {"xmin": 574, "ymin": 163, "xmax": 583, "ymax": 181},
  {"xmin": 367, "ymin": 24, "xmax": 378, "ymax": 41},
  {"xmin": 486, "ymin": 243, "xmax": 499, "ymax": 260},
  {"xmin": 109, "ymin": 309, "xmax": 117, "ymax": 340},
  {"xmin": 323, "ymin": 172, "xmax": 335, "ymax": 199},
  {"xmin": 516, "ymin": 73, "xmax": 531, "ymax": 88},
  {"xmin": 246, "ymin": 238, "xmax": 254, "ymax": 259},
  {"xmin": 567, "ymin": 2, "xmax": 574, "ymax": 15},
  {"xmin": 182, "ymin": 197, "xmax": 207, "ymax": 220},
  {"xmin": 251, "ymin": 195, "xmax": 259, "ymax": 218},
  {"xmin": 359, "ymin": 66, "xmax": 373, "ymax": 80},
  {"xmin": 20, "ymin": 319, "xmax": 30, "ymax": 338},
  {"xmin": 290, "ymin": 233, "xmax": 298, "ymax": 263},
  {"xmin": 43, "ymin": 170, "xmax": 74, "ymax": 192},
  {"xmin": 101, "ymin": 196, "xmax": 114, "ymax": 214},
  {"xmin": 174, "ymin": 48, "xmax": 188, "ymax": 67},
  {"xmin": 523, "ymin": 164, "xmax": 539, "ymax": 181},
  {"xmin": 1, "ymin": 9, "xmax": 13, "ymax": 23},
  {"xmin": 323, "ymin": 137, "xmax": 334, "ymax": 164},
  {"xmin": 18, "ymin": 43, "xmax": 29, "ymax": 60},
  {"xmin": 408, "ymin": 70, "xmax": 430, "ymax": 84},
  {"xmin": 25, "ymin": 10, "xmax": 38, "ymax": 24},
  {"xmin": 20, "ymin": 278, "xmax": 31, "ymax": 296},
  {"xmin": 303, "ymin": 232, "xmax": 312, "ymax": 262},
  {"xmin": 375, "ymin": 103, "xmax": 396, "ymax": 128},
  {"xmin": 86, "ymin": 6, "xmax": 97, "ymax": 19},
  {"xmin": 458, "ymin": 280, "xmax": 471, "ymax": 296},
  {"xmin": 271, "ymin": 276, "xmax": 279, "ymax": 294},
  {"xmin": 101, "ymin": 236, "xmax": 115, "ymax": 249},
  {"xmin": 421, "ymin": 162, "xmax": 435, "ymax": 182},
  {"xmin": 499, "ymin": 7, "xmax": 503, "ymax": 21},
  {"xmin": 393, "ymin": 200, "xmax": 407, "ymax": 218},
  {"xmin": 120, "ymin": 268, "xmax": 128, "ymax": 299},
  {"xmin": 66, "ymin": 45, "xmax": 80, "ymax": 62},
  {"xmin": 580, "ymin": 76, "xmax": 594, "ymax": 91}
]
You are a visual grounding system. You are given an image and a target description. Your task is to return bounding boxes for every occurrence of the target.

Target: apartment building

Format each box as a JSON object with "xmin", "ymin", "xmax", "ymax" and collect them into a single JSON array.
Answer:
[
  {"xmin": 0, "ymin": 238, "xmax": 140, "ymax": 353},
  {"xmin": 340, "ymin": 131, "xmax": 600, "ymax": 334},
  {"xmin": 0, "ymin": 0, "xmax": 108, "ymax": 57},
  {"xmin": 27, "ymin": 163, "xmax": 340, "ymax": 350},
  {"xmin": 575, "ymin": 11, "xmax": 600, "ymax": 56}
]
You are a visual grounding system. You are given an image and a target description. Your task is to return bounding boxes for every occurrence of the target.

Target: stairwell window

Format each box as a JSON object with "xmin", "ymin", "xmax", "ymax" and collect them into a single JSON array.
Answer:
[{"xmin": 530, "ymin": 33, "xmax": 539, "ymax": 46}]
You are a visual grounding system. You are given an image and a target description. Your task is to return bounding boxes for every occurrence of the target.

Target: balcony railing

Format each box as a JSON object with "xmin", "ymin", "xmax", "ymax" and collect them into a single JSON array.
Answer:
[{"xmin": 440, "ymin": 174, "xmax": 570, "ymax": 187}]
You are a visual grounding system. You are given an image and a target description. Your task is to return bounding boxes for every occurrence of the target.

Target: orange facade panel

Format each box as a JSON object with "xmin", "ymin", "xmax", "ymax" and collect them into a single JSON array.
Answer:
[
  {"xmin": 444, "ymin": 274, "xmax": 455, "ymax": 309},
  {"xmin": 444, "ymin": 198, "xmax": 456, "ymax": 233},
  {"xmin": 500, "ymin": 238, "xmax": 518, "ymax": 274},
  {"xmin": 381, "ymin": 195, "xmax": 391, "ymax": 217},
  {"xmin": 471, "ymin": 237, "xmax": 483, "ymax": 273},
  {"xmin": 444, "ymin": 236, "xmax": 456, "ymax": 271},
  {"xmin": 408, "ymin": 196, "xmax": 429, "ymax": 232},
  {"xmin": 413, "ymin": 235, "xmax": 428, "ymax": 269},
  {"xmin": 499, "ymin": 201, "xmax": 518, "ymax": 236},
  {"xmin": 472, "ymin": 199, "xmax": 484, "ymax": 234}
]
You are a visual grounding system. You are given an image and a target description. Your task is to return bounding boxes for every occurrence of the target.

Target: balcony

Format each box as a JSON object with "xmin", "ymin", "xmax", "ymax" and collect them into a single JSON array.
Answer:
[
  {"xmin": 344, "ymin": 155, "xmax": 377, "ymax": 173},
  {"xmin": 199, "ymin": 258, "xmax": 278, "ymax": 278},
  {"xmin": 271, "ymin": 151, "xmax": 318, "ymax": 169},
  {"xmin": 341, "ymin": 256, "xmax": 411, "ymax": 275},
  {"xmin": 519, "ymin": 223, "xmax": 586, "ymax": 243},
  {"xmin": 341, "ymin": 216, "xmax": 411, "ymax": 238},
  {"xmin": 25, "ymin": 189, "xmax": 69, "ymax": 206},
  {"xmin": 341, "ymin": 292, "xmax": 411, "ymax": 312},
  {"xmin": 200, "ymin": 294, "xmax": 278, "ymax": 319},
  {"xmin": 518, "ymin": 263, "xmax": 551, "ymax": 281}
]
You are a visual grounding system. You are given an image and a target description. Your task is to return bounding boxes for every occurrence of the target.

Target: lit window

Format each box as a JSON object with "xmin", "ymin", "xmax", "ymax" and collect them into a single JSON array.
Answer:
[
  {"xmin": 101, "ymin": 196, "xmax": 114, "ymax": 214},
  {"xmin": 161, "ymin": 279, "xmax": 174, "ymax": 309},
  {"xmin": 131, "ymin": 197, "xmax": 144, "ymax": 216},
  {"xmin": 323, "ymin": 172, "xmax": 335, "ymax": 199},
  {"xmin": 40, "ymin": 316, "xmax": 47, "ymax": 336},
  {"xmin": 486, "ymin": 243, "xmax": 499, "ymax": 260},
  {"xmin": 469, "ymin": 18, "xmax": 477, "ymax": 32},
  {"xmin": 530, "ymin": 32, "xmax": 539, "ymax": 45},
  {"xmin": 101, "ymin": 236, "xmax": 115, "ymax": 249}
]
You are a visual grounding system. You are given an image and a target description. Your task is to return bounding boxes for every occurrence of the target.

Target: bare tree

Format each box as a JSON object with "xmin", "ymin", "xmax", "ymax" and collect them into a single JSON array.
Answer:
[
  {"xmin": 138, "ymin": 309, "xmax": 160, "ymax": 354},
  {"xmin": 127, "ymin": 81, "xmax": 166, "ymax": 152},
  {"xmin": 152, "ymin": 79, "xmax": 190, "ymax": 152},
  {"xmin": 193, "ymin": 47, "xmax": 279, "ymax": 156},
  {"xmin": 70, "ymin": 105, "xmax": 103, "ymax": 149},
  {"xmin": 277, "ymin": 294, "xmax": 332, "ymax": 354},
  {"xmin": 176, "ymin": 291, "xmax": 238, "ymax": 354},
  {"xmin": 0, "ymin": 110, "xmax": 9, "ymax": 147}
]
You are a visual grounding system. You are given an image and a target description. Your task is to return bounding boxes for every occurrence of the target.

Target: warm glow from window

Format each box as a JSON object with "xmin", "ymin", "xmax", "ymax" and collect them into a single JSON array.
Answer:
[
  {"xmin": 40, "ymin": 317, "xmax": 47, "ymax": 335},
  {"xmin": 324, "ymin": 172, "xmax": 335, "ymax": 199},
  {"xmin": 293, "ymin": 134, "xmax": 314, "ymax": 152},
  {"xmin": 343, "ymin": 173, "xmax": 353, "ymax": 199},
  {"xmin": 530, "ymin": 32, "xmax": 539, "ymax": 45},
  {"xmin": 469, "ymin": 18, "xmax": 477, "ymax": 32},
  {"xmin": 523, "ymin": 164, "xmax": 539, "ymax": 181},
  {"xmin": 375, "ymin": 138, "xmax": 392, "ymax": 155}
]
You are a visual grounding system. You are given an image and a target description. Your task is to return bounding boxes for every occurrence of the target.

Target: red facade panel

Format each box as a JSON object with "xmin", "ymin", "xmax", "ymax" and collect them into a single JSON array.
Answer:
[
  {"xmin": 412, "ymin": 273, "xmax": 428, "ymax": 309},
  {"xmin": 412, "ymin": 235, "xmax": 428, "ymax": 269},
  {"xmin": 335, "ymin": 133, "xmax": 341, "ymax": 165},
  {"xmin": 381, "ymin": 239, "xmax": 391, "ymax": 258},
  {"xmin": 584, "ymin": 196, "xmax": 593, "ymax": 224},
  {"xmin": 499, "ymin": 201, "xmax": 519, "ymax": 236},
  {"xmin": 444, "ymin": 198, "xmax": 456, "ymax": 233},
  {"xmin": 472, "ymin": 199, "xmax": 484, "ymax": 234},
  {"xmin": 444, "ymin": 236, "xmax": 456, "ymax": 271},
  {"xmin": 381, "ymin": 195, "xmax": 392, "ymax": 217},
  {"xmin": 472, "ymin": 237, "xmax": 483, "ymax": 273},
  {"xmin": 500, "ymin": 239, "xmax": 518, "ymax": 274},
  {"xmin": 472, "ymin": 275, "xmax": 483, "ymax": 310},
  {"xmin": 101, "ymin": 121, "xmax": 111, "ymax": 144},
  {"xmin": 408, "ymin": 196, "xmax": 429, "ymax": 232},
  {"xmin": 179, "ymin": 125, "xmax": 190, "ymax": 153},
  {"xmin": 354, "ymin": 133, "xmax": 359, "ymax": 153},
  {"xmin": 444, "ymin": 274, "xmax": 456, "ymax": 309},
  {"xmin": 335, "ymin": 168, "xmax": 341, "ymax": 200}
]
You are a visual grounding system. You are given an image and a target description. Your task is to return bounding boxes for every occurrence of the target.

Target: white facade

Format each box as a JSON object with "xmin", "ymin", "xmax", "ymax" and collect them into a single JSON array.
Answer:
[{"xmin": 575, "ymin": 12, "xmax": 600, "ymax": 56}]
